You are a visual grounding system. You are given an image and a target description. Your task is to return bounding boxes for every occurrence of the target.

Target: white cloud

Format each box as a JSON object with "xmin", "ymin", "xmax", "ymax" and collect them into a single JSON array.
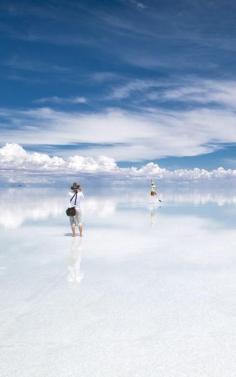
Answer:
[
  {"xmin": 125, "ymin": 0, "xmax": 147, "ymax": 9},
  {"xmin": 110, "ymin": 79, "xmax": 159, "ymax": 99},
  {"xmin": 129, "ymin": 163, "xmax": 236, "ymax": 180},
  {"xmin": 91, "ymin": 72, "xmax": 121, "ymax": 83},
  {"xmin": 157, "ymin": 79, "xmax": 236, "ymax": 109},
  {"xmin": 0, "ymin": 143, "xmax": 118, "ymax": 173},
  {"xmin": 0, "ymin": 143, "xmax": 66, "ymax": 170},
  {"xmin": 1, "ymin": 186, "xmax": 236, "ymax": 229},
  {"xmin": 1, "ymin": 104, "xmax": 236, "ymax": 162},
  {"xmin": 0, "ymin": 190, "xmax": 63, "ymax": 229},
  {"xmin": 35, "ymin": 96, "xmax": 87, "ymax": 104},
  {"xmin": 67, "ymin": 154, "xmax": 118, "ymax": 172},
  {"xmin": 0, "ymin": 189, "xmax": 117, "ymax": 229},
  {"xmin": 3, "ymin": 55, "xmax": 68, "ymax": 73},
  {"xmin": 1, "ymin": 144, "xmax": 236, "ymax": 181},
  {"xmin": 2, "ymin": 78, "xmax": 236, "ymax": 162},
  {"xmin": 110, "ymin": 78, "xmax": 236, "ymax": 109}
]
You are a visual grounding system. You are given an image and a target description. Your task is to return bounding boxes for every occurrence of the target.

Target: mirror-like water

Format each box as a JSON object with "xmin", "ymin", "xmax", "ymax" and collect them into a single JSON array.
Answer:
[{"xmin": 0, "ymin": 186, "xmax": 236, "ymax": 377}]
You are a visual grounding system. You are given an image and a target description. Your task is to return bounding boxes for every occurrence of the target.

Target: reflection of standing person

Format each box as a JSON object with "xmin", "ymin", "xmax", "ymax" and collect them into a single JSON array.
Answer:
[
  {"xmin": 150, "ymin": 204, "xmax": 157, "ymax": 226},
  {"xmin": 68, "ymin": 182, "xmax": 84, "ymax": 237},
  {"xmin": 68, "ymin": 237, "xmax": 83, "ymax": 284}
]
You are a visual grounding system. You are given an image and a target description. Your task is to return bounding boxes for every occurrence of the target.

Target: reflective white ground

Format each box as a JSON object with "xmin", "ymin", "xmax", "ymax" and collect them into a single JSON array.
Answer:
[{"xmin": 0, "ymin": 185, "xmax": 236, "ymax": 377}]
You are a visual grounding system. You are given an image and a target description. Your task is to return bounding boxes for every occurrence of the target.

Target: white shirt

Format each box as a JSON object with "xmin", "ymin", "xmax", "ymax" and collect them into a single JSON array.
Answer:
[{"xmin": 68, "ymin": 191, "xmax": 84, "ymax": 211}]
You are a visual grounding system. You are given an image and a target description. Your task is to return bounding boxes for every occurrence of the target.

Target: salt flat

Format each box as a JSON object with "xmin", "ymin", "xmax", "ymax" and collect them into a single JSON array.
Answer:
[{"xmin": 0, "ymin": 185, "xmax": 236, "ymax": 377}]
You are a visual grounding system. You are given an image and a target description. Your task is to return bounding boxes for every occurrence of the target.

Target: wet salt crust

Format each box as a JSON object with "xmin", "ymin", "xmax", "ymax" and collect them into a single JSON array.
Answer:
[{"xmin": 0, "ymin": 186, "xmax": 236, "ymax": 377}]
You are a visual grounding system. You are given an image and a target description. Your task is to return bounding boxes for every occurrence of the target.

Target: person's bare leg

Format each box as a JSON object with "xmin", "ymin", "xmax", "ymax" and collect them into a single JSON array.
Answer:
[
  {"xmin": 71, "ymin": 224, "xmax": 76, "ymax": 237},
  {"xmin": 79, "ymin": 224, "xmax": 83, "ymax": 237}
]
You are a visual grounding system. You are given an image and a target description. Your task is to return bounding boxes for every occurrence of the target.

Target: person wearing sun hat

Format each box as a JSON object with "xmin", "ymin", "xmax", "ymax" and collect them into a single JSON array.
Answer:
[{"xmin": 68, "ymin": 182, "xmax": 85, "ymax": 237}]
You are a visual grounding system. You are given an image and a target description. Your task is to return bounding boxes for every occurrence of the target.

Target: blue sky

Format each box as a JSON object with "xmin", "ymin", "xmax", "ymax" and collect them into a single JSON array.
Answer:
[{"xmin": 1, "ymin": 0, "xmax": 236, "ymax": 168}]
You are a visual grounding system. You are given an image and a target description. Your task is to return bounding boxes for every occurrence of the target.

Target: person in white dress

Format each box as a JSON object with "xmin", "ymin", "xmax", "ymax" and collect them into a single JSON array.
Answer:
[
  {"xmin": 148, "ymin": 180, "xmax": 162, "ymax": 226},
  {"xmin": 150, "ymin": 180, "xmax": 157, "ymax": 197},
  {"xmin": 68, "ymin": 182, "xmax": 84, "ymax": 237}
]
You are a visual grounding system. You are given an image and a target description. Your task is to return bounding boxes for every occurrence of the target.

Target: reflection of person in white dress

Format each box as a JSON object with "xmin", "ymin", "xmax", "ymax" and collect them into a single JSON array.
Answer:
[
  {"xmin": 149, "ymin": 205, "xmax": 157, "ymax": 226},
  {"xmin": 149, "ymin": 180, "xmax": 160, "ymax": 226},
  {"xmin": 68, "ymin": 182, "xmax": 85, "ymax": 237},
  {"xmin": 68, "ymin": 237, "xmax": 84, "ymax": 284}
]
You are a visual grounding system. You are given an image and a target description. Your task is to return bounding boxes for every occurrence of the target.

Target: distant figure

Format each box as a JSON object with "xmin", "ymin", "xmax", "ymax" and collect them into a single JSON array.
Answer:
[
  {"xmin": 68, "ymin": 182, "xmax": 84, "ymax": 237},
  {"xmin": 150, "ymin": 180, "xmax": 162, "ymax": 203},
  {"xmin": 150, "ymin": 180, "xmax": 157, "ymax": 197}
]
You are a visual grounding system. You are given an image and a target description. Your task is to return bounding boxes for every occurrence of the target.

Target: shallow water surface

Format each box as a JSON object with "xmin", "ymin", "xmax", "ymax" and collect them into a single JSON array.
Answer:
[{"xmin": 0, "ymin": 186, "xmax": 236, "ymax": 377}]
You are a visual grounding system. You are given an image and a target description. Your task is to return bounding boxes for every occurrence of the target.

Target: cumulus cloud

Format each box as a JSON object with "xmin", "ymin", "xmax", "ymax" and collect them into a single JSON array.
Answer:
[
  {"xmin": 129, "ymin": 163, "xmax": 236, "ymax": 181},
  {"xmin": 1, "ymin": 143, "xmax": 236, "ymax": 181},
  {"xmin": 0, "ymin": 143, "xmax": 118, "ymax": 173},
  {"xmin": 0, "ymin": 143, "xmax": 66, "ymax": 170}
]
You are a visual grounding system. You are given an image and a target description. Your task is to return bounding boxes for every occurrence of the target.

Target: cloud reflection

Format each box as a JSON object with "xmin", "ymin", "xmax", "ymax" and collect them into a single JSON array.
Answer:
[
  {"xmin": 0, "ymin": 188, "xmax": 118, "ymax": 229},
  {"xmin": 0, "ymin": 186, "xmax": 236, "ymax": 229}
]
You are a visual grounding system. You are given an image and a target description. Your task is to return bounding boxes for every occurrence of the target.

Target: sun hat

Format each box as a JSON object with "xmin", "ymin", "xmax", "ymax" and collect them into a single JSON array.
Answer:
[{"xmin": 71, "ymin": 182, "xmax": 80, "ymax": 190}]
